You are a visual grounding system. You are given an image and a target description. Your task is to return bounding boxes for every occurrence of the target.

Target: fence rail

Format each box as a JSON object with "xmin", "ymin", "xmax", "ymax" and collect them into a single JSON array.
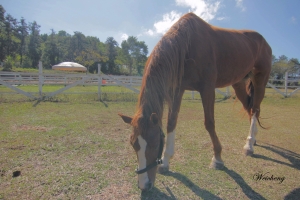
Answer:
[
  {"xmin": 1, "ymin": 63, "xmax": 300, "ymax": 100},
  {"xmin": 0, "ymin": 71, "xmax": 143, "ymax": 86}
]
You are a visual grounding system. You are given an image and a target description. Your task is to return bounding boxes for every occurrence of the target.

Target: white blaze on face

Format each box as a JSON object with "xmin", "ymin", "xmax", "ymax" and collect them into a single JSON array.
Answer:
[{"xmin": 137, "ymin": 135, "xmax": 149, "ymax": 189}]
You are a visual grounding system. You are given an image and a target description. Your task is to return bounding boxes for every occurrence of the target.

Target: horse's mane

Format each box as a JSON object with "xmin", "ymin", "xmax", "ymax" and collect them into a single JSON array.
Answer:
[{"xmin": 131, "ymin": 13, "xmax": 204, "ymax": 137}]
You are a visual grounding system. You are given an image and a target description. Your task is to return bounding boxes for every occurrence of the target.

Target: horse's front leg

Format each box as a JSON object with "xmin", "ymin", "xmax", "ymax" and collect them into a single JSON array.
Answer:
[
  {"xmin": 199, "ymin": 86, "xmax": 224, "ymax": 169},
  {"xmin": 157, "ymin": 130, "xmax": 176, "ymax": 174},
  {"xmin": 157, "ymin": 89, "xmax": 184, "ymax": 174}
]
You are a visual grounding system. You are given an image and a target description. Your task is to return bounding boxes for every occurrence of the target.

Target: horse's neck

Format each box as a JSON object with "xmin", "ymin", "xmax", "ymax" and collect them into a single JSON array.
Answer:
[{"xmin": 138, "ymin": 79, "xmax": 165, "ymax": 125}]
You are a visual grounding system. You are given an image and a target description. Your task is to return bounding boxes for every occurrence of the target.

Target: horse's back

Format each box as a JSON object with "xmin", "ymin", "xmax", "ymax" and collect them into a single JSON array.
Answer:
[{"xmin": 181, "ymin": 16, "xmax": 272, "ymax": 88}]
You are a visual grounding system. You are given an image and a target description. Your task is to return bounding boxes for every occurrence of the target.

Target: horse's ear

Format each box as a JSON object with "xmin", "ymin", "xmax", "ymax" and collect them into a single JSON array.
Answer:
[
  {"xmin": 150, "ymin": 113, "xmax": 159, "ymax": 125},
  {"xmin": 118, "ymin": 113, "xmax": 132, "ymax": 125}
]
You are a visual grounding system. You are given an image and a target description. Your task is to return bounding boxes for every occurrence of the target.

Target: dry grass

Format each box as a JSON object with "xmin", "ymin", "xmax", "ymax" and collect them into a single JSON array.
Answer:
[{"xmin": 0, "ymin": 95, "xmax": 300, "ymax": 199}]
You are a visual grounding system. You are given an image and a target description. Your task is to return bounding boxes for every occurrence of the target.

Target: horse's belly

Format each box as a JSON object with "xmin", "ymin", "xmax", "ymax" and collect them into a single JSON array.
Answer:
[{"xmin": 215, "ymin": 64, "xmax": 253, "ymax": 88}]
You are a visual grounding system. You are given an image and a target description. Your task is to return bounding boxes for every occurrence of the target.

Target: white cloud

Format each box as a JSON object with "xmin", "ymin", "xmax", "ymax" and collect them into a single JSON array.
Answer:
[
  {"xmin": 114, "ymin": 33, "xmax": 129, "ymax": 45},
  {"xmin": 176, "ymin": 0, "xmax": 220, "ymax": 21},
  {"xmin": 235, "ymin": 0, "xmax": 246, "ymax": 12},
  {"xmin": 145, "ymin": 0, "xmax": 221, "ymax": 36},
  {"xmin": 121, "ymin": 33, "xmax": 129, "ymax": 41},
  {"xmin": 152, "ymin": 11, "xmax": 181, "ymax": 35}
]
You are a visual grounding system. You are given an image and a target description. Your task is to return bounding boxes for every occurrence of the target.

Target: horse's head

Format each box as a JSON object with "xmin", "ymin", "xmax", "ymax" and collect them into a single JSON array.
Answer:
[{"xmin": 119, "ymin": 113, "xmax": 164, "ymax": 191}]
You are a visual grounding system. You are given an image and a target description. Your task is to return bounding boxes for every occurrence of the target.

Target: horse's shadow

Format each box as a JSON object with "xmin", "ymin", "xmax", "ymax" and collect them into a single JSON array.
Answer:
[
  {"xmin": 252, "ymin": 143, "xmax": 300, "ymax": 199},
  {"xmin": 254, "ymin": 143, "xmax": 300, "ymax": 170},
  {"xmin": 141, "ymin": 168, "xmax": 266, "ymax": 200},
  {"xmin": 284, "ymin": 188, "xmax": 300, "ymax": 200},
  {"xmin": 140, "ymin": 143, "xmax": 299, "ymax": 199},
  {"xmin": 141, "ymin": 171, "xmax": 222, "ymax": 200},
  {"xmin": 140, "ymin": 186, "xmax": 174, "ymax": 200},
  {"xmin": 222, "ymin": 167, "xmax": 266, "ymax": 200}
]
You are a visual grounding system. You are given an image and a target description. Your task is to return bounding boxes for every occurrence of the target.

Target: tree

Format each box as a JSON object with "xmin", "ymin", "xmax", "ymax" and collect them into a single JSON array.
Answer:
[
  {"xmin": 271, "ymin": 55, "xmax": 300, "ymax": 85},
  {"xmin": 2, "ymin": 14, "xmax": 19, "ymax": 60},
  {"xmin": 121, "ymin": 36, "xmax": 148, "ymax": 75},
  {"xmin": 75, "ymin": 48, "xmax": 107, "ymax": 70},
  {"xmin": 105, "ymin": 37, "xmax": 118, "ymax": 74},
  {"xmin": 28, "ymin": 21, "xmax": 41, "ymax": 68},
  {"xmin": 69, "ymin": 31, "xmax": 87, "ymax": 61},
  {"xmin": 56, "ymin": 30, "xmax": 71, "ymax": 62},
  {"xmin": 42, "ymin": 29, "xmax": 59, "ymax": 68},
  {"xmin": 17, "ymin": 17, "xmax": 28, "ymax": 66},
  {"xmin": 135, "ymin": 41, "xmax": 148, "ymax": 75},
  {"xmin": 289, "ymin": 58, "xmax": 300, "ymax": 73},
  {"xmin": 0, "ymin": 5, "xmax": 6, "ymax": 62},
  {"xmin": 0, "ymin": 5, "xmax": 4, "ymax": 22}
]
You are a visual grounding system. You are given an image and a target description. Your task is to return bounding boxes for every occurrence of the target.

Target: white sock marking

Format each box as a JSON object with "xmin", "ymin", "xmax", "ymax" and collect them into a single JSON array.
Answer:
[
  {"xmin": 137, "ymin": 135, "xmax": 149, "ymax": 189},
  {"xmin": 162, "ymin": 130, "xmax": 176, "ymax": 167},
  {"xmin": 244, "ymin": 113, "xmax": 258, "ymax": 151}
]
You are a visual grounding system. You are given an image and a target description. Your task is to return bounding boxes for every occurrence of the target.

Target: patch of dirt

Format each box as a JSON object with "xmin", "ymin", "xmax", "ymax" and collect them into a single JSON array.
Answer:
[{"xmin": 12, "ymin": 125, "xmax": 52, "ymax": 132}]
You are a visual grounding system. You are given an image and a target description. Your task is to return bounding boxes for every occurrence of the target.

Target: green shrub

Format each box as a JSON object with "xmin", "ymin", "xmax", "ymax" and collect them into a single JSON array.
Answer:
[{"xmin": 3, "ymin": 56, "xmax": 14, "ymax": 71}]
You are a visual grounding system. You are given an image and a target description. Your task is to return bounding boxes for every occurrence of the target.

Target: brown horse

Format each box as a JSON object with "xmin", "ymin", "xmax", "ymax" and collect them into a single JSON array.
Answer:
[{"xmin": 119, "ymin": 12, "xmax": 272, "ymax": 191}]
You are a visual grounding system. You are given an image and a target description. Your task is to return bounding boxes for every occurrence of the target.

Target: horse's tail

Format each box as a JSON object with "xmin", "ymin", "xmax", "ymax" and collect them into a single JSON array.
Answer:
[{"xmin": 246, "ymin": 77, "xmax": 267, "ymax": 129}]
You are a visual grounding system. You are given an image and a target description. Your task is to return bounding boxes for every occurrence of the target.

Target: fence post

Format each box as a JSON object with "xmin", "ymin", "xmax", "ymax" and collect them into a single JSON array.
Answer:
[
  {"xmin": 38, "ymin": 61, "xmax": 43, "ymax": 98},
  {"xmin": 285, "ymin": 71, "xmax": 288, "ymax": 97},
  {"xmin": 192, "ymin": 91, "xmax": 195, "ymax": 99},
  {"xmin": 98, "ymin": 64, "xmax": 102, "ymax": 100},
  {"xmin": 226, "ymin": 86, "xmax": 230, "ymax": 97}
]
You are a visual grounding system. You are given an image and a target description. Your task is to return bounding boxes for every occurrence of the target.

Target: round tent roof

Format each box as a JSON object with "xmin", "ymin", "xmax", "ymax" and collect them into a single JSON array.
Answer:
[{"xmin": 52, "ymin": 62, "xmax": 87, "ymax": 72}]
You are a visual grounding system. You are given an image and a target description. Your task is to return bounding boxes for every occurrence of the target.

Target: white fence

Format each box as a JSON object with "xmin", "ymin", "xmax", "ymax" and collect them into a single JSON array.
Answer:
[
  {"xmin": 0, "ymin": 72, "xmax": 143, "ymax": 87},
  {"xmin": 267, "ymin": 72, "xmax": 300, "ymax": 97},
  {"xmin": 1, "ymin": 63, "xmax": 299, "ymax": 100},
  {"xmin": 0, "ymin": 63, "xmax": 144, "ymax": 100}
]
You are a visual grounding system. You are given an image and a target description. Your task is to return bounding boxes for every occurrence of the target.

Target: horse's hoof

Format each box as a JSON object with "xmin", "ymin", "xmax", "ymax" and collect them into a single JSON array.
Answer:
[
  {"xmin": 157, "ymin": 165, "xmax": 169, "ymax": 174},
  {"xmin": 254, "ymin": 140, "xmax": 257, "ymax": 146},
  {"xmin": 243, "ymin": 148, "xmax": 254, "ymax": 156},
  {"xmin": 209, "ymin": 158, "xmax": 224, "ymax": 170}
]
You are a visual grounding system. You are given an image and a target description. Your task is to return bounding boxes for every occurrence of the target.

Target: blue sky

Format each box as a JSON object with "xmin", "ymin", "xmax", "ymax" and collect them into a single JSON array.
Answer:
[{"xmin": 1, "ymin": 0, "xmax": 299, "ymax": 59}]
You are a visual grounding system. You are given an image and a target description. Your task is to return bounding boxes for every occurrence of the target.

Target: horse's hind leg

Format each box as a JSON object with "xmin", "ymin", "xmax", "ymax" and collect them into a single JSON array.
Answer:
[
  {"xmin": 232, "ymin": 79, "xmax": 257, "ymax": 156},
  {"xmin": 245, "ymin": 71, "xmax": 269, "ymax": 155},
  {"xmin": 157, "ymin": 89, "xmax": 184, "ymax": 174},
  {"xmin": 233, "ymin": 71, "xmax": 269, "ymax": 156},
  {"xmin": 199, "ymin": 86, "xmax": 224, "ymax": 169},
  {"xmin": 243, "ymin": 112, "xmax": 258, "ymax": 156}
]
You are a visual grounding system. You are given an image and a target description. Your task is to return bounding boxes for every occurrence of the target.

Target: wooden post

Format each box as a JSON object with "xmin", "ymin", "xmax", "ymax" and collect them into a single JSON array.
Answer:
[
  {"xmin": 98, "ymin": 64, "xmax": 102, "ymax": 100},
  {"xmin": 38, "ymin": 61, "xmax": 43, "ymax": 97}
]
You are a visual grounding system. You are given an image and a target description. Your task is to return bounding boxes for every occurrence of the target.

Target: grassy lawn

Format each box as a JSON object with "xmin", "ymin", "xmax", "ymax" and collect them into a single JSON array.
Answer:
[{"xmin": 0, "ymin": 94, "xmax": 299, "ymax": 199}]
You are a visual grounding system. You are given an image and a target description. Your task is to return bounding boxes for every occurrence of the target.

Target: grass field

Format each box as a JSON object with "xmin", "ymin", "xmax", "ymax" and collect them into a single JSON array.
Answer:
[{"xmin": 0, "ymin": 93, "xmax": 300, "ymax": 199}]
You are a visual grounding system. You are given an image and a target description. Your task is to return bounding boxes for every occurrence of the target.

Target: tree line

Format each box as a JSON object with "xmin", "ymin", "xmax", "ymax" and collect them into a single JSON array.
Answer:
[{"xmin": 0, "ymin": 5, "xmax": 148, "ymax": 75}]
